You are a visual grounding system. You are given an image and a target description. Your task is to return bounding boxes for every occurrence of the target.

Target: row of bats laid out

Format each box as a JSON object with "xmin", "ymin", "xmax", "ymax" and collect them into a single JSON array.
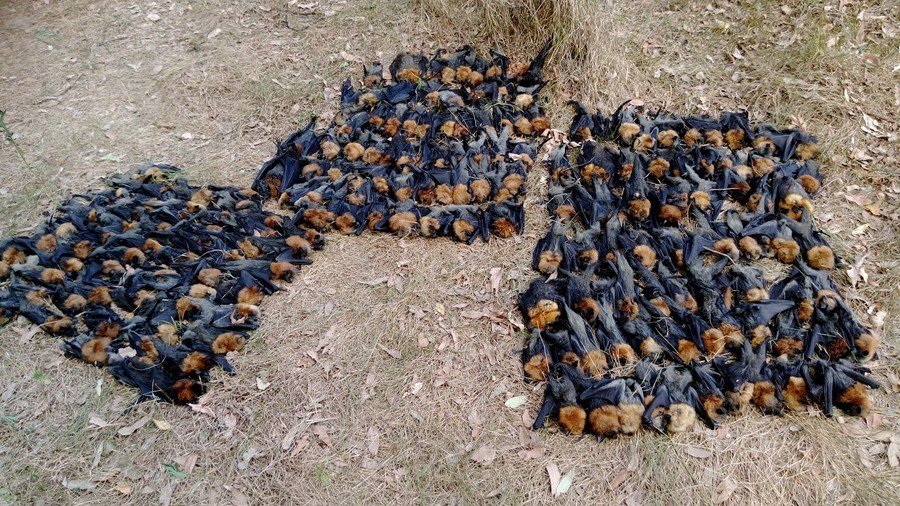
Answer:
[
  {"xmin": 0, "ymin": 165, "xmax": 320, "ymax": 404},
  {"xmin": 0, "ymin": 43, "xmax": 881, "ymax": 438},
  {"xmin": 250, "ymin": 41, "xmax": 555, "ymax": 242},
  {"xmin": 518, "ymin": 102, "xmax": 880, "ymax": 438},
  {"xmin": 0, "ymin": 44, "xmax": 553, "ymax": 406}
]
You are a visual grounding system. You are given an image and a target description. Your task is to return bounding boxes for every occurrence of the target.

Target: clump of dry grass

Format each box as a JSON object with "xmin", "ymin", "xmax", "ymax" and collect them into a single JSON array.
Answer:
[{"xmin": 416, "ymin": 0, "xmax": 653, "ymax": 112}]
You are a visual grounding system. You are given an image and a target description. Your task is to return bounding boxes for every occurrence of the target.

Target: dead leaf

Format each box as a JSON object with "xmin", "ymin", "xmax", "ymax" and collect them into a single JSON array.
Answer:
[
  {"xmin": 175, "ymin": 454, "xmax": 198, "ymax": 474},
  {"xmin": 851, "ymin": 148, "xmax": 873, "ymax": 162},
  {"xmin": 409, "ymin": 382, "xmax": 423, "ymax": 395},
  {"xmin": 869, "ymin": 443, "xmax": 886, "ymax": 456},
  {"xmin": 715, "ymin": 477, "xmax": 738, "ymax": 503},
  {"xmin": 88, "ymin": 414, "xmax": 112, "ymax": 428},
  {"xmin": 489, "ymin": 267, "xmax": 502, "ymax": 293},
  {"xmin": 312, "ymin": 425, "xmax": 333, "ymax": 447},
  {"xmin": 608, "ymin": 469, "xmax": 630, "ymax": 490},
  {"xmin": 486, "ymin": 486, "xmax": 503, "ymax": 498},
  {"xmin": 117, "ymin": 416, "xmax": 151, "ymax": 437},
  {"xmin": 377, "ymin": 343, "xmax": 401, "ymax": 359},
  {"xmin": 625, "ymin": 490, "xmax": 643, "ymax": 506},
  {"xmin": 361, "ymin": 456, "xmax": 379, "ymax": 470},
  {"xmin": 367, "ymin": 426, "xmax": 380, "ymax": 457},
  {"xmin": 546, "ymin": 463, "xmax": 573, "ymax": 496},
  {"xmin": 11, "ymin": 325, "xmax": 40, "ymax": 343},
  {"xmin": 255, "ymin": 377, "xmax": 271, "ymax": 391},
  {"xmin": 557, "ymin": 471, "xmax": 574, "ymax": 496},
  {"xmin": 159, "ymin": 481, "xmax": 174, "ymax": 506},
  {"xmin": 1, "ymin": 382, "xmax": 16, "ymax": 403},
  {"xmin": 870, "ymin": 310, "xmax": 887, "ymax": 329},
  {"xmin": 237, "ymin": 447, "xmax": 261, "ymax": 470},
  {"xmin": 231, "ymin": 488, "xmax": 251, "ymax": 506},
  {"xmin": 851, "ymin": 223, "xmax": 870, "ymax": 235},
  {"xmin": 339, "ymin": 50, "xmax": 362, "ymax": 63},
  {"xmin": 505, "ymin": 395, "xmax": 527, "ymax": 409},
  {"xmin": 845, "ymin": 194, "xmax": 870, "ymax": 207},
  {"xmin": 286, "ymin": 435, "xmax": 308, "ymax": 458},
  {"xmin": 62, "ymin": 478, "xmax": 96, "ymax": 490},
  {"xmin": 281, "ymin": 424, "xmax": 303, "ymax": 451},
  {"xmin": 887, "ymin": 372, "xmax": 900, "ymax": 393},
  {"xmin": 863, "ymin": 204, "xmax": 882, "ymax": 216},
  {"xmin": 685, "ymin": 446, "xmax": 713, "ymax": 459},
  {"xmin": 888, "ymin": 441, "xmax": 899, "ymax": 468},
  {"xmin": 847, "ymin": 256, "xmax": 869, "ymax": 288},
  {"xmin": 518, "ymin": 447, "xmax": 544, "ymax": 460},
  {"xmin": 864, "ymin": 412, "xmax": 884, "ymax": 429},
  {"xmin": 859, "ymin": 448, "xmax": 874, "ymax": 469},
  {"xmin": 626, "ymin": 452, "xmax": 640, "ymax": 472},
  {"xmin": 861, "ymin": 113, "xmax": 889, "ymax": 138},
  {"xmin": 467, "ymin": 409, "xmax": 481, "ymax": 429},
  {"xmin": 547, "ymin": 463, "xmax": 561, "ymax": 495},
  {"xmin": 114, "ymin": 482, "xmax": 133, "ymax": 495},
  {"xmin": 470, "ymin": 445, "xmax": 496, "ymax": 465},
  {"xmin": 189, "ymin": 396, "xmax": 216, "ymax": 417}
]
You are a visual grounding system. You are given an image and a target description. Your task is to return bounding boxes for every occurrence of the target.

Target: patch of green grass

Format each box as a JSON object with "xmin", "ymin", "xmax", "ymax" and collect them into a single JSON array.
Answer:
[
  {"xmin": 0, "ymin": 487, "xmax": 17, "ymax": 503},
  {"xmin": 31, "ymin": 369, "xmax": 50, "ymax": 384},
  {"xmin": 0, "ymin": 110, "xmax": 32, "ymax": 170},
  {"xmin": 0, "ymin": 412, "xmax": 17, "ymax": 429},
  {"xmin": 32, "ymin": 28, "xmax": 59, "ymax": 44},
  {"xmin": 163, "ymin": 463, "xmax": 188, "ymax": 479},
  {"xmin": 314, "ymin": 465, "xmax": 331, "ymax": 486}
]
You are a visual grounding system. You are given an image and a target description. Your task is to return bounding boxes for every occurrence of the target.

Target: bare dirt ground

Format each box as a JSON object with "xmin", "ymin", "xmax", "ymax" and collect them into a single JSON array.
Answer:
[{"xmin": 0, "ymin": 0, "xmax": 898, "ymax": 504}]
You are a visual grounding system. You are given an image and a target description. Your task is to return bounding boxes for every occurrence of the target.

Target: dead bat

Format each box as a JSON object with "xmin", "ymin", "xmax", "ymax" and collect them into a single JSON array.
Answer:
[
  {"xmin": 519, "ymin": 278, "xmax": 564, "ymax": 331},
  {"xmin": 532, "ymin": 220, "xmax": 571, "ymax": 276},
  {"xmin": 532, "ymin": 363, "xmax": 586, "ymax": 436},
  {"xmin": 806, "ymin": 358, "xmax": 880, "ymax": 416},
  {"xmin": 640, "ymin": 365, "xmax": 703, "ymax": 434}
]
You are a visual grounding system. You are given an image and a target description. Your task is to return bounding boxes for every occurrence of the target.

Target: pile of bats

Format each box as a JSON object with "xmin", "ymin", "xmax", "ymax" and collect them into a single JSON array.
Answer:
[
  {"xmin": 0, "ymin": 44, "xmax": 552, "ymax": 405},
  {"xmin": 0, "ymin": 165, "xmax": 320, "ymax": 404},
  {"xmin": 251, "ymin": 42, "xmax": 554, "ymax": 242},
  {"xmin": 519, "ymin": 102, "xmax": 881, "ymax": 438},
  {"xmin": 0, "ymin": 42, "xmax": 883, "ymax": 430}
]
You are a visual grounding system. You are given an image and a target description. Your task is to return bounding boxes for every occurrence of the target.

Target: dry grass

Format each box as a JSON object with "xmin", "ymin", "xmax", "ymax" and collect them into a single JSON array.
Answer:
[
  {"xmin": 1, "ymin": 0, "xmax": 898, "ymax": 504},
  {"xmin": 416, "ymin": 0, "xmax": 653, "ymax": 111}
]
